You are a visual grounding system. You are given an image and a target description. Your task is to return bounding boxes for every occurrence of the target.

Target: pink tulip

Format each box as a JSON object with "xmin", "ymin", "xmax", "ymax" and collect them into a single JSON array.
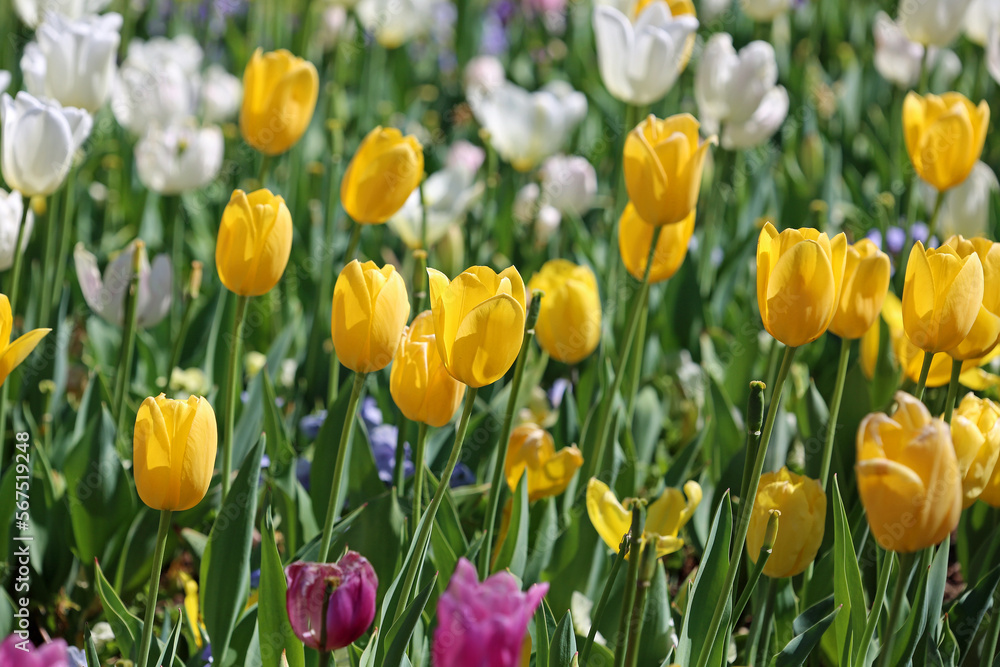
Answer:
[
  {"xmin": 433, "ymin": 558, "xmax": 549, "ymax": 667},
  {"xmin": 285, "ymin": 551, "xmax": 378, "ymax": 651},
  {"xmin": 0, "ymin": 635, "xmax": 70, "ymax": 667}
]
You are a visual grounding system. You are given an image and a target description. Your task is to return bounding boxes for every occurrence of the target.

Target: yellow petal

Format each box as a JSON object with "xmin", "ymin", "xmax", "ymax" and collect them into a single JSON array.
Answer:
[
  {"xmin": 0, "ymin": 326, "xmax": 50, "ymax": 387},
  {"xmin": 586, "ymin": 478, "xmax": 631, "ymax": 555}
]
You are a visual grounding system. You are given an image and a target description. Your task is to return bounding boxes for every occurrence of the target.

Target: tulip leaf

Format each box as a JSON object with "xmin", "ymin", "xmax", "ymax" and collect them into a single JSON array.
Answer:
[
  {"xmin": 524, "ymin": 497, "xmax": 558, "ymax": 585},
  {"xmin": 768, "ymin": 598, "xmax": 841, "ymax": 667},
  {"xmin": 261, "ymin": 370, "xmax": 296, "ymax": 486},
  {"xmin": 358, "ymin": 625, "xmax": 381, "ymax": 667},
  {"xmin": 637, "ymin": 563, "xmax": 675, "ymax": 666},
  {"xmin": 492, "ymin": 472, "xmax": 530, "ymax": 578},
  {"xmin": 200, "ymin": 434, "xmax": 266, "ymax": 667},
  {"xmin": 291, "ymin": 501, "xmax": 365, "ymax": 563},
  {"xmin": 382, "ymin": 573, "xmax": 438, "ymax": 667},
  {"xmin": 832, "ymin": 476, "xmax": 867, "ymax": 665},
  {"xmin": 259, "ymin": 505, "xmax": 305, "ymax": 667},
  {"xmin": 84, "ymin": 624, "xmax": 101, "ymax": 667},
  {"xmin": 550, "ymin": 610, "xmax": 577, "ymax": 667},
  {"xmin": 153, "ymin": 610, "xmax": 184, "ymax": 667},
  {"xmin": 534, "ymin": 598, "xmax": 555, "ymax": 667},
  {"xmin": 93, "ymin": 558, "xmax": 141, "ymax": 660},
  {"xmin": 892, "ymin": 537, "xmax": 949, "ymax": 666},
  {"xmin": 951, "ymin": 564, "xmax": 1000, "ymax": 667}
]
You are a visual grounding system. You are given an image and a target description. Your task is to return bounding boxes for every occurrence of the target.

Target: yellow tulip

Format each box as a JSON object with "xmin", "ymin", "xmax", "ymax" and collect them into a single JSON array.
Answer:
[
  {"xmin": 623, "ymin": 113, "xmax": 715, "ymax": 227},
  {"xmin": 133, "ymin": 394, "xmax": 218, "ymax": 511},
  {"xmin": 902, "ymin": 241, "xmax": 983, "ymax": 353},
  {"xmin": 942, "ymin": 236, "xmax": 1000, "ymax": 360},
  {"xmin": 341, "ymin": 126, "xmax": 424, "ymax": 225},
  {"xmin": 952, "ymin": 393, "xmax": 1000, "ymax": 508},
  {"xmin": 240, "ymin": 48, "xmax": 319, "ymax": 156},
  {"xmin": 331, "ymin": 260, "xmax": 410, "ymax": 374},
  {"xmin": 828, "ymin": 239, "xmax": 890, "ymax": 340},
  {"xmin": 504, "ymin": 423, "xmax": 583, "ymax": 502},
  {"xmin": 903, "ymin": 92, "xmax": 989, "ymax": 192},
  {"xmin": 746, "ymin": 467, "xmax": 826, "ymax": 578},
  {"xmin": 426, "ymin": 266, "xmax": 527, "ymax": 388},
  {"xmin": 856, "ymin": 391, "xmax": 961, "ymax": 553},
  {"xmin": 389, "ymin": 310, "xmax": 466, "ymax": 427},
  {"xmin": 216, "ymin": 189, "xmax": 293, "ymax": 297},
  {"xmin": 586, "ymin": 477, "xmax": 701, "ymax": 559},
  {"xmin": 756, "ymin": 222, "xmax": 847, "ymax": 348},
  {"xmin": 527, "ymin": 260, "xmax": 601, "ymax": 365},
  {"xmin": 0, "ymin": 294, "xmax": 50, "ymax": 387},
  {"xmin": 618, "ymin": 203, "xmax": 695, "ymax": 283}
]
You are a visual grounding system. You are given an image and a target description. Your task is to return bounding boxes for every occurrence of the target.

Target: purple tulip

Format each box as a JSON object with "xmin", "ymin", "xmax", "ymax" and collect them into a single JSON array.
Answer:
[
  {"xmin": 0, "ymin": 636, "xmax": 70, "ymax": 667},
  {"xmin": 285, "ymin": 552, "xmax": 378, "ymax": 651},
  {"xmin": 433, "ymin": 558, "xmax": 549, "ymax": 667}
]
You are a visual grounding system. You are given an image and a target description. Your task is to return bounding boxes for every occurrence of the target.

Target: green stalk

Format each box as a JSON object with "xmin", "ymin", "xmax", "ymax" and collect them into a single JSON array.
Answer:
[
  {"xmin": 942, "ymin": 357, "xmax": 963, "ymax": 423},
  {"xmin": 694, "ymin": 345, "xmax": 797, "ymax": 667},
  {"xmin": 113, "ymin": 242, "xmax": 144, "ymax": 455},
  {"xmin": 580, "ymin": 534, "xmax": 630, "ymax": 665},
  {"xmin": 0, "ymin": 202, "xmax": 30, "ymax": 469},
  {"xmin": 624, "ymin": 540, "xmax": 657, "ymax": 667},
  {"xmin": 479, "ymin": 293, "xmax": 542, "ymax": 579},
  {"xmin": 394, "ymin": 388, "xmax": 478, "ymax": 623},
  {"xmin": 819, "ymin": 336, "xmax": 852, "ymax": 490},
  {"xmin": 411, "ymin": 422, "xmax": 429, "ymax": 524},
  {"xmin": 220, "ymin": 294, "xmax": 250, "ymax": 501},
  {"xmin": 745, "ymin": 577, "xmax": 776, "ymax": 667},
  {"xmin": 344, "ymin": 221, "xmax": 362, "ymax": 264},
  {"xmin": 924, "ymin": 190, "xmax": 945, "ymax": 248},
  {"xmin": 164, "ymin": 284, "xmax": 198, "ymax": 387},
  {"xmin": 258, "ymin": 154, "xmax": 273, "ymax": 187},
  {"xmin": 136, "ymin": 509, "xmax": 172, "ymax": 667},
  {"xmin": 855, "ymin": 548, "xmax": 894, "ymax": 667},
  {"xmin": 732, "ymin": 509, "xmax": 778, "ymax": 630},
  {"xmin": 613, "ymin": 504, "xmax": 645, "ymax": 667},
  {"xmin": 877, "ymin": 551, "xmax": 917, "ymax": 667},
  {"xmin": 393, "ymin": 415, "xmax": 410, "ymax": 494},
  {"xmin": 318, "ymin": 371, "xmax": 368, "ymax": 561},
  {"xmin": 982, "ymin": 585, "xmax": 1000, "ymax": 667},
  {"xmin": 39, "ymin": 187, "xmax": 61, "ymax": 324},
  {"xmin": 915, "ymin": 351, "xmax": 933, "ymax": 401},
  {"xmin": 51, "ymin": 173, "xmax": 78, "ymax": 321}
]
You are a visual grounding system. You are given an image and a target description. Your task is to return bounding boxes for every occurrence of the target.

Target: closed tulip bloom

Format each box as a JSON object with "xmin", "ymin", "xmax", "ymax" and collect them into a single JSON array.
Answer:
[
  {"xmin": 0, "ymin": 636, "xmax": 69, "ymax": 667},
  {"xmin": 332, "ymin": 260, "xmax": 410, "ymax": 374},
  {"xmin": 390, "ymin": 310, "xmax": 466, "ymax": 427},
  {"xmin": 873, "ymin": 12, "xmax": 961, "ymax": 89},
  {"xmin": 746, "ymin": 467, "xmax": 826, "ymax": 578},
  {"xmin": 0, "ymin": 293, "xmax": 50, "ymax": 387},
  {"xmin": 112, "ymin": 35, "xmax": 203, "ymax": 134},
  {"xmin": 426, "ymin": 266, "xmax": 527, "ymax": 387},
  {"xmin": 829, "ymin": 239, "xmax": 891, "ymax": 340},
  {"xmin": 902, "ymin": 241, "xmax": 983, "ymax": 353},
  {"xmin": 899, "ymin": 0, "xmax": 973, "ymax": 46},
  {"xmin": 240, "ymin": 48, "xmax": 319, "ymax": 156},
  {"xmin": 951, "ymin": 394, "xmax": 1000, "ymax": 508},
  {"xmin": 528, "ymin": 260, "xmax": 601, "ymax": 364},
  {"xmin": 587, "ymin": 477, "xmax": 702, "ymax": 558},
  {"xmin": 285, "ymin": 552, "xmax": 377, "ymax": 651},
  {"xmin": 216, "ymin": 189, "xmax": 293, "ymax": 297},
  {"xmin": 357, "ymin": 0, "xmax": 438, "ymax": 48},
  {"xmin": 133, "ymin": 394, "xmax": 218, "ymax": 511},
  {"xmin": 0, "ymin": 189, "xmax": 34, "ymax": 271},
  {"xmin": 74, "ymin": 241, "xmax": 172, "ymax": 328},
  {"xmin": 928, "ymin": 162, "xmax": 999, "ymax": 240},
  {"xmin": 539, "ymin": 154, "xmax": 598, "ymax": 217},
  {"xmin": 856, "ymin": 392, "xmax": 961, "ymax": 553},
  {"xmin": 135, "ymin": 123, "xmax": 224, "ymax": 195},
  {"xmin": 504, "ymin": 423, "xmax": 583, "ymax": 501},
  {"xmin": 201, "ymin": 64, "xmax": 243, "ymax": 123},
  {"xmin": 623, "ymin": 114, "xmax": 715, "ymax": 227},
  {"xmin": 341, "ymin": 126, "xmax": 424, "ymax": 224},
  {"xmin": 1, "ymin": 92, "xmax": 92, "ymax": 197},
  {"xmin": 619, "ymin": 203, "xmax": 695, "ymax": 283},
  {"xmin": 13, "ymin": 0, "xmax": 109, "ymax": 27},
  {"xmin": 903, "ymin": 92, "xmax": 989, "ymax": 192},
  {"xmin": 433, "ymin": 558, "xmax": 548, "ymax": 667},
  {"xmin": 756, "ymin": 222, "xmax": 847, "ymax": 348},
  {"xmin": 939, "ymin": 236, "xmax": 1000, "ymax": 360}
]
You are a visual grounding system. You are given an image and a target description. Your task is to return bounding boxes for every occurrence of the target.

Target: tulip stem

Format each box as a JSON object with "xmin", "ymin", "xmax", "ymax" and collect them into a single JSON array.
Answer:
[
  {"xmin": 318, "ymin": 370, "xmax": 368, "ymax": 562},
  {"xmin": 136, "ymin": 509, "xmax": 172, "ymax": 667},
  {"xmin": 479, "ymin": 293, "xmax": 542, "ymax": 579},
  {"xmin": 877, "ymin": 551, "xmax": 917, "ymax": 667},
  {"xmin": 220, "ymin": 294, "xmax": 250, "ymax": 502},
  {"xmin": 942, "ymin": 357, "xmax": 963, "ymax": 423},
  {"xmin": 50, "ymin": 174, "xmax": 77, "ymax": 323},
  {"xmin": 624, "ymin": 539, "xmax": 657, "ymax": 667},
  {"xmin": 819, "ymin": 336, "xmax": 852, "ymax": 491},
  {"xmin": 581, "ymin": 534, "xmax": 629, "ymax": 665},
  {"xmin": 694, "ymin": 345, "xmax": 797, "ymax": 667},
  {"xmin": 411, "ymin": 422, "xmax": 429, "ymax": 525},
  {"xmin": 344, "ymin": 221, "xmax": 362, "ymax": 264},
  {"xmin": 856, "ymin": 547, "xmax": 894, "ymax": 667},
  {"xmin": 7, "ymin": 201, "xmax": 29, "ymax": 321},
  {"xmin": 745, "ymin": 576, "xmax": 776, "ymax": 667},
  {"xmin": 113, "ymin": 244, "xmax": 144, "ymax": 456},
  {"xmin": 982, "ymin": 584, "xmax": 1000, "ymax": 667},
  {"xmin": 39, "ymin": 188, "xmax": 61, "ymax": 325},
  {"xmin": 164, "ymin": 286, "xmax": 198, "ymax": 388},
  {"xmin": 317, "ymin": 652, "xmax": 331, "ymax": 667},
  {"xmin": 925, "ymin": 190, "xmax": 945, "ymax": 248},
  {"xmin": 613, "ymin": 503, "xmax": 644, "ymax": 667},
  {"xmin": 915, "ymin": 351, "xmax": 933, "ymax": 401},
  {"xmin": 394, "ymin": 387, "xmax": 478, "ymax": 624}
]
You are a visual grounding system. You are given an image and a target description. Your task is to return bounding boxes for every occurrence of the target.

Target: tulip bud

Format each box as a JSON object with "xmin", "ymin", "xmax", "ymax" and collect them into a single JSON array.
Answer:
[
  {"xmin": 390, "ymin": 310, "xmax": 466, "ymax": 427},
  {"xmin": 133, "ymin": 394, "xmax": 218, "ymax": 511},
  {"xmin": 623, "ymin": 114, "xmax": 715, "ymax": 227},
  {"xmin": 746, "ymin": 468, "xmax": 826, "ymax": 578},
  {"xmin": 828, "ymin": 239, "xmax": 891, "ymax": 340},
  {"xmin": 285, "ymin": 552, "xmax": 377, "ymax": 651},
  {"xmin": 527, "ymin": 260, "xmax": 601, "ymax": 365},
  {"xmin": 340, "ymin": 126, "xmax": 424, "ymax": 224},
  {"xmin": 952, "ymin": 393, "xmax": 1000, "ymax": 508},
  {"xmin": 618, "ymin": 203, "xmax": 695, "ymax": 284},
  {"xmin": 902, "ymin": 241, "xmax": 983, "ymax": 353},
  {"xmin": 504, "ymin": 423, "xmax": 583, "ymax": 502},
  {"xmin": 240, "ymin": 48, "xmax": 319, "ymax": 156},
  {"xmin": 135, "ymin": 123, "xmax": 224, "ymax": 195},
  {"xmin": 332, "ymin": 260, "xmax": 410, "ymax": 373},
  {"xmin": 941, "ymin": 236, "xmax": 1000, "ymax": 360},
  {"xmin": 0, "ymin": 293, "xmax": 50, "ymax": 387},
  {"xmin": 899, "ymin": 0, "xmax": 973, "ymax": 46},
  {"xmin": 756, "ymin": 222, "xmax": 847, "ymax": 347},
  {"xmin": 856, "ymin": 391, "xmax": 961, "ymax": 553},
  {"xmin": 903, "ymin": 91, "xmax": 989, "ymax": 192},
  {"xmin": 433, "ymin": 558, "xmax": 548, "ymax": 667},
  {"xmin": 216, "ymin": 189, "xmax": 293, "ymax": 297},
  {"xmin": 426, "ymin": 266, "xmax": 527, "ymax": 387}
]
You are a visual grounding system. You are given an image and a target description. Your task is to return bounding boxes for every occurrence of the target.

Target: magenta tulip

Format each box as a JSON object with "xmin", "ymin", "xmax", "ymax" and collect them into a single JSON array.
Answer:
[
  {"xmin": 0, "ymin": 636, "xmax": 69, "ymax": 667},
  {"xmin": 433, "ymin": 558, "xmax": 549, "ymax": 667},
  {"xmin": 285, "ymin": 551, "xmax": 378, "ymax": 651}
]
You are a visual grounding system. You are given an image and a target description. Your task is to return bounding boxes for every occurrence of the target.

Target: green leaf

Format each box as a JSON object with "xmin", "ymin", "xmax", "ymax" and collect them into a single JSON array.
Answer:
[
  {"xmin": 637, "ymin": 562, "xmax": 674, "ymax": 666},
  {"xmin": 200, "ymin": 434, "xmax": 266, "ymax": 667},
  {"xmin": 550, "ymin": 610, "xmax": 577, "ymax": 667},
  {"xmin": 93, "ymin": 558, "xmax": 141, "ymax": 660},
  {"xmin": 952, "ymin": 564, "xmax": 1000, "ymax": 667},
  {"xmin": 259, "ymin": 505, "xmax": 305, "ymax": 667},
  {"xmin": 84, "ymin": 625, "xmax": 101, "ymax": 667},
  {"xmin": 535, "ymin": 598, "xmax": 555, "ymax": 667},
  {"xmin": 382, "ymin": 573, "xmax": 438, "ymax": 667},
  {"xmin": 291, "ymin": 501, "xmax": 366, "ymax": 563},
  {"xmin": 893, "ymin": 537, "xmax": 949, "ymax": 666},
  {"xmin": 493, "ymin": 473, "xmax": 529, "ymax": 577},
  {"xmin": 832, "ymin": 476, "xmax": 867, "ymax": 665},
  {"xmin": 153, "ymin": 610, "xmax": 184, "ymax": 667},
  {"xmin": 769, "ymin": 599, "xmax": 841, "ymax": 667}
]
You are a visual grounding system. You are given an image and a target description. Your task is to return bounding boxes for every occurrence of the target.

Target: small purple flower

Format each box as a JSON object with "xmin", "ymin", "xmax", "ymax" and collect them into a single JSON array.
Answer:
[
  {"xmin": 910, "ymin": 222, "xmax": 929, "ymax": 244},
  {"xmin": 450, "ymin": 462, "xmax": 476, "ymax": 488},
  {"xmin": 548, "ymin": 379, "xmax": 570, "ymax": 409},
  {"xmin": 200, "ymin": 643, "xmax": 214, "ymax": 664},
  {"xmin": 370, "ymin": 425, "xmax": 414, "ymax": 483},
  {"xmin": 300, "ymin": 410, "xmax": 327, "ymax": 439},
  {"xmin": 285, "ymin": 552, "xmax": 378, "ymax": 651},
  {"xmin": 361, "ymin": 397, "xmax": 382, "ymax": 430},
  {"xmin": 481, "ymin": 15, "xmax": 508, "ymax": 55},
  {"xmin": 296, "ymin": 458, "xmax": 312, "ymax": 491},
  {"xmin": 250, "ymin": 568, "xmax": 261, "ymax": 588},
  {"xmin": 886, "ymin": 226, "xmax": 906, "ymax": 254},
  {"xmin": 67, "ymin": 647, "xmax": 86, "ymax": 667},
  {"xmin": 866, "ymin": 228, "xmax": 882, "ymax": 249}
]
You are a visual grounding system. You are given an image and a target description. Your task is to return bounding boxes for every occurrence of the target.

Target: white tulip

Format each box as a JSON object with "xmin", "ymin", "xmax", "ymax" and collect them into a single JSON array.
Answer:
[
  {"xmin": 740, "ymin": 0, "xmax": 790, "ymax": 21},
  {"xmin": 0, "ymin": 190, "xmax": 34, "ymax": 272},
  {"xmin": 200, "ymin": 64, "xmax": 242, "ymax": 123},
  {"xmin": 701, "ymin": 0, "xmax": 733, "ymax": 21},
  {"xmin": 0, "ymin": 71, "xmax": 9, "ymax": 95},
  {"xmin": 964, "ymin": 0, "xmax": 1000, "ymax": 45},
  {"xmin": 112, "ymin": 35, "xmax": 203, "ymax": 134},
  {"xmin": 539, "ymin": 155, "xmax": 597, "ymax": 217},
  {"xmin": 12, "ymin": 0, "xmax": 110, "ymax": 28},
  {"xmin": 470, "ymin": 79, "xmax": 586, "ymax": 172},
  {"xmin": 388, "ymin": 141, "xmax": 485, "ymax": 249},
  {"xmin": 898, "ymin": 0, "xmax": 972, "ymax": 46},
  {"xmin": 873, "ymin": 11, "xmax": 961, "ymax": 87},
  {"xmin": 1, "ymin": 92, "xmax": 92, "ymax": 197},
  {"xmin": 513, "ymin": 183, "xmax": 542, "ymax": 224},
  {"xmin": 21, "ymin": 12, "xmax": 122, "ymax": 113},
  {"xmin": 356, "ymin": 0, "xmax": 438, "ymax": 48},
  {"xmin": 990, "ymin": 25, "xmax": 1000, "ymax": 84},
  {"xmin": 923, "ymin": 162, "xmax": 999, "ymax": 239},
  {"xmin": 593, "ymin": 3, "xmax": 698, "ymax": 106},
  {"xmin": 695, "ymin": 34, "xmax": 788, "ymax": 150},
  {"xmin": 534, "ymin": 205, "xmax": 562, "ymax": 245},
  {"xmin": 464, "ymin": 55, "xmax": 506, "ymax": 103},
  {"xmin": 135, "ymin": 122, "xmax": 224, "ymax": 195},
  {"xmin": 316, "ymin": 5, "xmax": 351, "ymax": 52},
  {"xmin": 74, "ymin": 240, "xmax": 172, "ymax": 328}
]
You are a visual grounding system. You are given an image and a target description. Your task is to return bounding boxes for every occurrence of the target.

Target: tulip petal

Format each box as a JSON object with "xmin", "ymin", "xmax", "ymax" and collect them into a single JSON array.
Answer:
[
  {"xmin": 450, "ymin": 293, "xmax": 524, "ymax": 387},
  {"xmin": 586, "ymin": 478, "xmax": 632, "ymax": 554},
  {"xmin": 0, "ymin": 325, "xmax": 49, "ymax": 387},
  {"xmin": 763, "ymin": 238, "xmax": 837, "ymax": 347}
]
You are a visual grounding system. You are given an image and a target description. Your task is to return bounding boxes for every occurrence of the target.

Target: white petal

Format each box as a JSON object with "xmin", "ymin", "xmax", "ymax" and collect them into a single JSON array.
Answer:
[{"xmin": 722, "ymin": 85, "xmax": 788, "ymax": 149}]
